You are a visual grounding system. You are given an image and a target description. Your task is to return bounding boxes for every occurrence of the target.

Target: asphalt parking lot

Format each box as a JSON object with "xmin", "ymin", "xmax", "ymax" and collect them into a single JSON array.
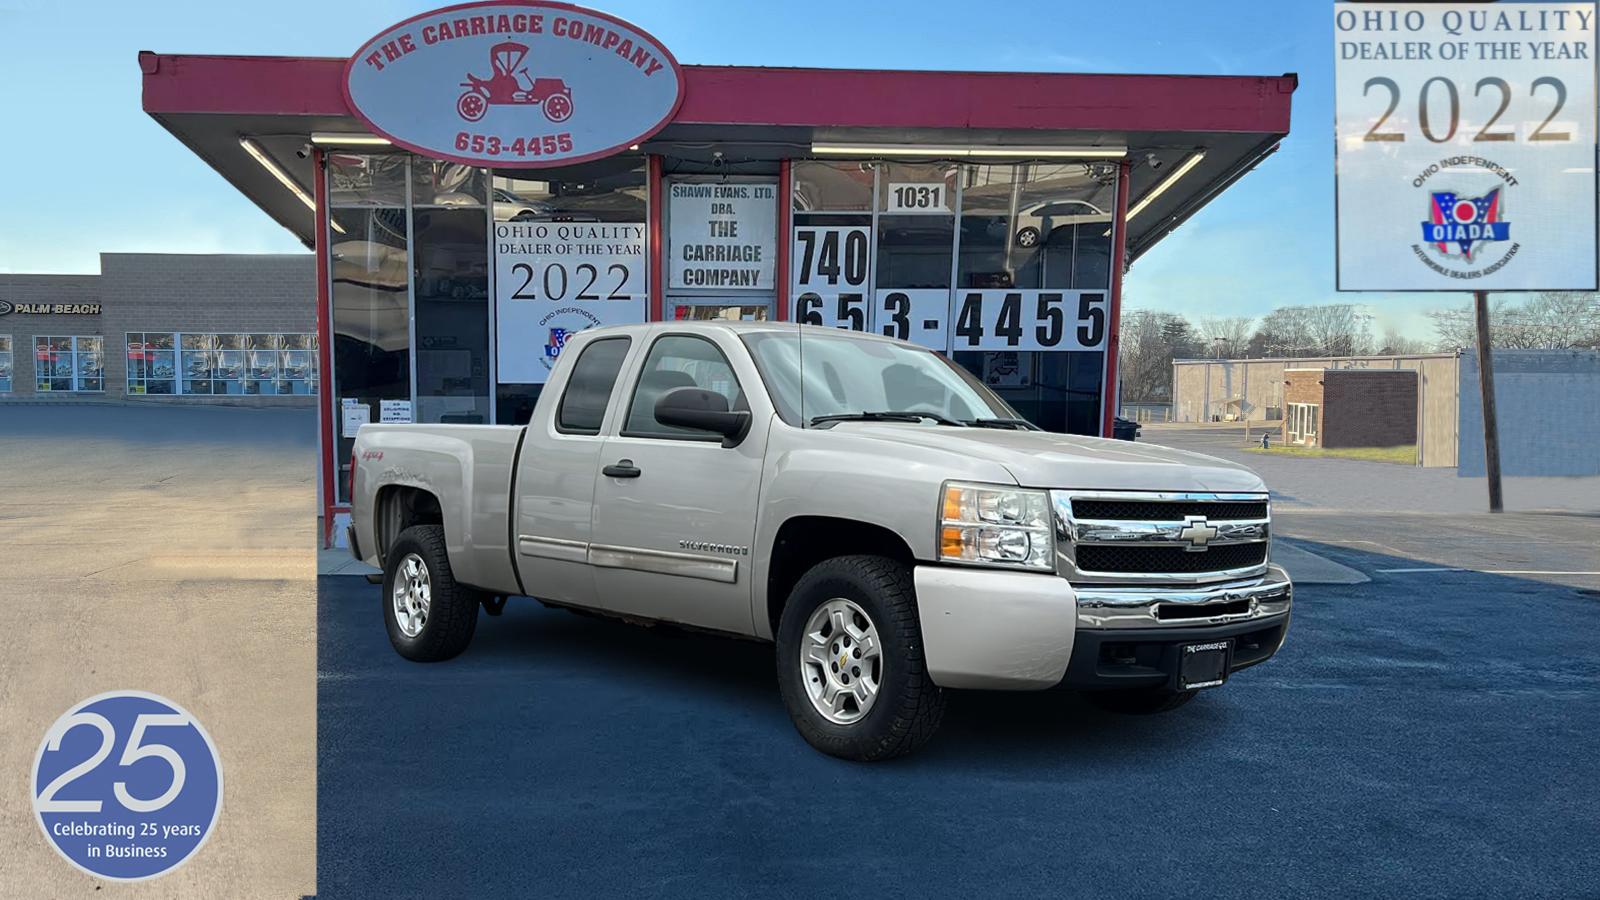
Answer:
[{"xmin": 317, "ymin": 465, "xmax": 1600, "ymax": 899}]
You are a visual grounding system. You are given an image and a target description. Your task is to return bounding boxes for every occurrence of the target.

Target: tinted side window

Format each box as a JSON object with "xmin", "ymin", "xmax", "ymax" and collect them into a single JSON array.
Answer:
[
  {"xmin": 556, "ymin": 338, "xmax": 630, "ymax": 434},
  {"xmin": 623, "ymin": 335, "xmax": 745, "ymax": 438}
]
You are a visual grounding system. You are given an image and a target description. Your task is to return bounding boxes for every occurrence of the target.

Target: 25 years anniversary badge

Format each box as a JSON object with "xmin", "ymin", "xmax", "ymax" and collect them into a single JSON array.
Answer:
[{"xmin": 32, "ymin": 691, "xmax": 223, "ymax": 881}]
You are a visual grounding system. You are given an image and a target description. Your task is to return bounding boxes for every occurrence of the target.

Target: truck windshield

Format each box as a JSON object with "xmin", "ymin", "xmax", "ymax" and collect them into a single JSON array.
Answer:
[{"xmin": 740, "ymin": 330, "xmax": 1024, "ymax": 428}]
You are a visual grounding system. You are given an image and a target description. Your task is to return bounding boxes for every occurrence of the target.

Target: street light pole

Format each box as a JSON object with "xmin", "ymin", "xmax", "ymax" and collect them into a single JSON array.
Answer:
[{"xmin": 1473, "ymin": 290, "xmax": 1503, "ymax": 513}]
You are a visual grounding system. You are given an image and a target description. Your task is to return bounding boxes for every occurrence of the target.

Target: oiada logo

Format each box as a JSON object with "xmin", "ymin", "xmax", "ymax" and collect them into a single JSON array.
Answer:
[
  {"xmin": 1414, "ymin": 178, "xmax": 1517, "ymax": 279},
  {"xmin": 344, "ymin": 1, "xmax": 684, "ymax": 168}
]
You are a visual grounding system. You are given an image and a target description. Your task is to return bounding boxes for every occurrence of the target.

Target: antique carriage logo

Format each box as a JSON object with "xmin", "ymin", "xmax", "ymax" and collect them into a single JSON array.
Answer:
[
  {"xmin": 344, "ymin": 1, "xmax": 684, "ymax": 168},
  {"xmin": 456, "ymin": 41, "xmax": 573, "ymax": 124},
  {"xmin": 1420, "ymin": 188, "xmax": 1510, "ymax": 262}
]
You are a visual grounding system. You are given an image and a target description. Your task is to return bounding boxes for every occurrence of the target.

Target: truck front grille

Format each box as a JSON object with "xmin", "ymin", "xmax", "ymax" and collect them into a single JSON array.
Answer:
[
  {"xmin": 1071, "ymin": 499, "xmax": 1268, "ymax": 522},
  {"xmin": 1075, "ymin": 543, "xmax": 1268, "ymax": 575},
  {"xmin": 1052, "ymin": 490, "xmax": 1272, "ymax": 584}
]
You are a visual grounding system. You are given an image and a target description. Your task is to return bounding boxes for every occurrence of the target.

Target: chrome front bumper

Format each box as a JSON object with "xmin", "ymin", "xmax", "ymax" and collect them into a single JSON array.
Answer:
[
  {"xmin": 913, "ymin": 563, "xmax": 1293, "ymax": 691},
  {"xmin": 1073, "ymin": 564, "xmax": 1293, "ymax": 630}
]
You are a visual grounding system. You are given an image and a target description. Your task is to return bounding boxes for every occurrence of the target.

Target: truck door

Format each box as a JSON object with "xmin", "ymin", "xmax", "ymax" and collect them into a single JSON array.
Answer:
[
  {"xmin": 587, "ymin": 331, "xmax": 765, "ymax": 634},
  {"xmin": 512, "ymin": 334, "xmax": 636, "ymax": 608}
]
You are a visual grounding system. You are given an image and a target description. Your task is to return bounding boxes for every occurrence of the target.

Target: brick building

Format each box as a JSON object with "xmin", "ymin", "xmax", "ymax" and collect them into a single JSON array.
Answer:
[
  {"xmin": 0, "ymin": 253, "xmax": 315, "ymax": 405},
  {"xmin": 1282, "ymin": 367, "xmax": 1417, "ymax": 449}
]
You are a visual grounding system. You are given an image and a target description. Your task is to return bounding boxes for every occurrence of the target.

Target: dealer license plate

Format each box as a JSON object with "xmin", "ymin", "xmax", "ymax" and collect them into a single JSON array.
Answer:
[{"xmin": 1178, "ymin": 640, "xmax": 1232, "ymax": 690}]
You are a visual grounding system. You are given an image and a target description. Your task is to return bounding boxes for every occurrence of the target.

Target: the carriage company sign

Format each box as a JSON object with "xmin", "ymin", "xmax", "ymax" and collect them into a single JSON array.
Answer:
[{"xmin": 343, "ymin": 1, "xmax": 685, "ymax": 168}]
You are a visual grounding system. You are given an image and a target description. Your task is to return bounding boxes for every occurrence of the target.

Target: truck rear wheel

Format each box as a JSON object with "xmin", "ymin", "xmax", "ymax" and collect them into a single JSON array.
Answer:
[
  {"xmin": 776, "ymin": 555, "xmax": 945, "ymax": 761},
  {"xmin": 383, "ymin": 524, "xmax": 478, "ymax": 662}
]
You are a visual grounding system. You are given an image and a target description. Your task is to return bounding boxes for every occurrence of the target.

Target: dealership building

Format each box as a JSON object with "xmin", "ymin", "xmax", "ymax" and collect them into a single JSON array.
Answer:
[
  {"xmin": 137, "ymin": 2, "xmax": 1296, "ymax": 544},
  {"xmin": 0, "ymin": 253, "xmax": 315, "ymax": 404}
]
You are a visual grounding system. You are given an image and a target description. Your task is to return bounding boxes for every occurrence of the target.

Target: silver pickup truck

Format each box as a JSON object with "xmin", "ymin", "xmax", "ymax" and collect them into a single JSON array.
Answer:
[{"xmin": 349, "ymin": 322, "xmax": 1291, "ymax": 760}]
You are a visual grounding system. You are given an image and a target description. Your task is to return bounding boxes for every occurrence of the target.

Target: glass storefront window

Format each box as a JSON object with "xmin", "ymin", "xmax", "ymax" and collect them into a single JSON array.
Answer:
[
  {"xmin": 126, "ymin": 332, "xmax": 177, "ymax": 395},
  {"xmin": 0, "ymin": 335, "xmax": 12, "ymax": 392},
  {"xmin": 35, "ymin": 335, "xmax": 101, "ymax": 392},
  {"xmin": 329, "ymin": 154, "xmax": 412, "ymax": 501},
  {"xmin": 953, "ymin": 162, "xmax": 1115, "ymax": 434},
  {"xmin": 876, "ymin": 162, "xmax": 958, "ymax": 291},
  {"xmin": 328, "ymin": 153, "xmax": 408, "ymax": 207},
  {"xmin": 413, "ymin": 160, "xmax": 486, "ymax": 208},
  {"xmin": 414, "ymin": 206, "xmax": 491, "ymax": 424},
  {"xmin": 792, "ymin": 161, "xmax": 874, "ymax": 212}
]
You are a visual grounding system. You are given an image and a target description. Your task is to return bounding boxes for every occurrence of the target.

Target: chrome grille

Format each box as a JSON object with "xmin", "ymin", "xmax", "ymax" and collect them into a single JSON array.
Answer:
[{"xmin": 1052, "ymin": 490, "xmax": 1271, "ymax": 584}]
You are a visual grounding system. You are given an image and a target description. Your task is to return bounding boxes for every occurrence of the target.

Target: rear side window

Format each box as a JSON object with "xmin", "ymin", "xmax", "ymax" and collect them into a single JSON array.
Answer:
[{"xmin": 556, "ymin": 338, "xmax": 630, "ymax": 434}]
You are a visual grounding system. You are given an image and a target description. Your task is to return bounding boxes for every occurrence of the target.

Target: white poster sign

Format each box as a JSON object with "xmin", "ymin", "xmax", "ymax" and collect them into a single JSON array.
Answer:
[
  {"xmin": 884, "ymin": 182, "xmax": 952, "ymax": 214},
  {"xmin": 669, "ymin": 182, "xmax": 777, "ymax": 290},
  {"xmin": 1334, "ymin": 3, "xmax": 1597, "ymax": 291},
  {"xmin": 341, "ymin": 401, "xmax": 370, "ymax": 437},
  {"xmin": 494, "ymin": 221, "xmax": 647, "ymax": 384},
  {"xmin": 379, "ymin": 399, "xmax": 413, "ymax": 423}
]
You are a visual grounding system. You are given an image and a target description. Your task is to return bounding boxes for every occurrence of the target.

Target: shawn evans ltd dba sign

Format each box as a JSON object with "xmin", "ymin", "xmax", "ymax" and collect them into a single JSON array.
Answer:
[{"xmin": 343, "ymin": 1, "xmax": 685, "ymax": 167}]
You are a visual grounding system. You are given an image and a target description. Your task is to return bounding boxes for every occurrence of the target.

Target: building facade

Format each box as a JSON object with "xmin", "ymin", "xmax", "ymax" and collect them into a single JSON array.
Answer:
[
  {"xmin": 0, "ymin": 253, "xmax": 316, "ymax": 405},
  {"xmin": 1282, "ymin": 367, "xmax": 1417, "ymax": 450},
  {"xmin": 138, "ymin": 3, "xmax": 1297, "ymax": 544},
  {"xmin": 1172, "ymin": 353, "xmax": 1460, "ymax": 466}
]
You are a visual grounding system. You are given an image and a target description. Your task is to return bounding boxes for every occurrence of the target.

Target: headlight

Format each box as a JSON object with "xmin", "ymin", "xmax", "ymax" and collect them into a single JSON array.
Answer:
[{"xmin": 938, "ymin": 482, "xmax": 1054, "ymax": 570}]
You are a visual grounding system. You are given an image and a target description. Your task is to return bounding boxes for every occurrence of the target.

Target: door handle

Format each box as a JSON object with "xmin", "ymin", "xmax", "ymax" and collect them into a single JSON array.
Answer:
[{"xmin": 602, "ymin": 459, "xmax": 641, "ymax": 478}]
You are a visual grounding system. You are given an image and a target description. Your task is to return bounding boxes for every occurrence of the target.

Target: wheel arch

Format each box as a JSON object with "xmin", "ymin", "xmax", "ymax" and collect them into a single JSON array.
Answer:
[
  {"xmin": 763, "ymin": 515, "xmax": 916, "ymax": 640},
  {"xmin": 373, "ymin": 484, "xmax": 445, "ymax": 567}
]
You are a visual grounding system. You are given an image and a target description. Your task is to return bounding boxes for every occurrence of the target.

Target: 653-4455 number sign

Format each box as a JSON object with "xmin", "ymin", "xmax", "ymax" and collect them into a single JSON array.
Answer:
[{"xmin": 789, "ymin": 224, "xmax": 1108, "ymax": 352}]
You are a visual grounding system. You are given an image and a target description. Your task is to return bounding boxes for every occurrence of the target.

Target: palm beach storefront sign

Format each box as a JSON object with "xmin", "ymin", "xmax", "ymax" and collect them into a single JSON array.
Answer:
[
  {"xmin": 0, "ymin": 301, "xmax": 101, "ymax": 316},
  {"xmin": 342, "ymin": 1, "xmax": 685, "ymax": 167}
]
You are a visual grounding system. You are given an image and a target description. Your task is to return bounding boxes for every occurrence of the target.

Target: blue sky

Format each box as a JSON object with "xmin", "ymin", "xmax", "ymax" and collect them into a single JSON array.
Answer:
[{"xmin": 0, "ymin": 0, "xmax": 1450, "ymax": 338}]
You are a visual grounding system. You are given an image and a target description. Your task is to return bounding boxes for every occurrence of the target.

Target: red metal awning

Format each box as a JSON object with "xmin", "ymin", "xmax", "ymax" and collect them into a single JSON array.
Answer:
[{"xmin": 139, "ymin": 51, "xmax": 1295, "ymax": 261}]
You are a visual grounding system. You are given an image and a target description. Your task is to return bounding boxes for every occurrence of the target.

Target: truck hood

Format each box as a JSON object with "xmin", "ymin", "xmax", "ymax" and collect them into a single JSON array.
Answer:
[{"xmin": 829, "ymin": 424, "xmax": 1266, "ymax": 493}]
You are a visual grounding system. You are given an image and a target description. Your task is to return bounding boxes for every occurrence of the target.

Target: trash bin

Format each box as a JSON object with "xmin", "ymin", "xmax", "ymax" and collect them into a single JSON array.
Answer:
[{"xmin": 1113, "ymin": 416, "xmax": 1141, "ymax": 441}]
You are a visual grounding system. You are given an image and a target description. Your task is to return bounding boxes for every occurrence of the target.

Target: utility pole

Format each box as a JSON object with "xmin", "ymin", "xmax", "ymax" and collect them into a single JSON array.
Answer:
[{"xmin": 1473, "ymin": 290, "xmax": 1503, "ymax": 513}]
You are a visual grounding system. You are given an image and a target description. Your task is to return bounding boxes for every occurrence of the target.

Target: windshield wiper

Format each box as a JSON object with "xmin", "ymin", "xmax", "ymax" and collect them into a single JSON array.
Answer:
[
  {"xmin": 809, "ymin": 411, "xmax": 966, "ymax": 428},
  {"xmin": 965, "ymin": 417, "xmax": 1041, "ymax": 431}
]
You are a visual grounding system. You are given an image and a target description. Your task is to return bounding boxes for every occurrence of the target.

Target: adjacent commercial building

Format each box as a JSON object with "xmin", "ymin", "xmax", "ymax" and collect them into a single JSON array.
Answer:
[
  {"xmin": 1282, "ymin": 367, "xmax": 1417, "ymax": 450},
  {"xmin": 138, "ymin": 2, "xmax": 1296, "ymax": 544},
  {"xmin": 1173, "ymin": 349, "xmax": 1600, "ymax": 474},
  {"xmin": 0, "ymin": 253, "xmax": 315, "ymax": 405}
]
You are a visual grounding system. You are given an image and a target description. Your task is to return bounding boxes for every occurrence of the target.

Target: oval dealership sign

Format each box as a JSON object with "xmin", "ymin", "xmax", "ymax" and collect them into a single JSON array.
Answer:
[{"xmin": 343, "ymin": 1, "xmax": 684, "ymax": 167}]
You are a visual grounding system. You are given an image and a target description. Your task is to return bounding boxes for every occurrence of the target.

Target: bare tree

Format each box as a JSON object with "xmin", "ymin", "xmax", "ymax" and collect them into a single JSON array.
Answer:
[
  {"xmin": 1249, "ymin": 304, "xmax": 1373, "ymax": 357},
  {"xmin": 1196, "ymin": 316, "xmax": 1255, "ymax": 358},
  {"xmin": 1427, "ymin": 292, "xmax": 1600, "ymax": 350},
  {"xmin": 1376, "ymin": 327, "xmax": 1431, "ymax": 356},
  {"xmin": 1118, "ymin": 309, "xmax": 1200, "ymax": 402}
]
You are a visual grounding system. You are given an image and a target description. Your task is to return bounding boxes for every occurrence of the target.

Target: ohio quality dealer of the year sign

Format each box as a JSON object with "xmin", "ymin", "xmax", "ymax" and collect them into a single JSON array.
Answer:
[
  {"xmin": 343, "ymin": 1, "xmax": 685, "ymax": 167},
  {"xmin": 1334, "ymin": 2, "xmax": 1598, "ymax": 291}
]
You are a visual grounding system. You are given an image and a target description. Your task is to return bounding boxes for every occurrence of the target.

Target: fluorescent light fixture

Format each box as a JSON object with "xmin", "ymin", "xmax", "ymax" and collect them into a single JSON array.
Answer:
[
  {"xmin": 810, "ymin": 143, "xmax": 1125, "ymax": 159},
  {"xmin": 1126, "ymin": 151, "xmax": 1206, "ymax": 221},
  {"xmin": 310, "ymin": 132, "xmax": 393, "ymax": 146},
  {"xmin": 239, "ymin": 136, "xmax": 343, "ymax": 234}
]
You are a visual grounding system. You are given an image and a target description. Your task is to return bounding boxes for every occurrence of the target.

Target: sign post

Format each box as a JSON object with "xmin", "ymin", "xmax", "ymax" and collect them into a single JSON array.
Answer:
[
  {"xmin": 1333, "ymin": 1, "xmax": 1597, "ymax": 510},
  {"xmin": 1473, "ymin": 290, "xmax": 1503, "ymax": 512}
]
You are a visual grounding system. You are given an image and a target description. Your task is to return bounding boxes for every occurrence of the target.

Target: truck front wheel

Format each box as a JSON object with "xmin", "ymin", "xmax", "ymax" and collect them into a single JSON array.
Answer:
[
  {"xmin": 776, "ymin": 555, "xmax": 946, "ymax": 761},
  {"xmin": 383, "ymin": 524, "xmax": 478, "ymax": 662}
]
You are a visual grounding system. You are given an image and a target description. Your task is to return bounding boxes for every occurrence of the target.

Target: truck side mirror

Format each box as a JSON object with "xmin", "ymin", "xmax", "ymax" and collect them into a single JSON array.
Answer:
[{"xmin": 654, "ymin": 387, "xmax": 751, "ymax": 447}]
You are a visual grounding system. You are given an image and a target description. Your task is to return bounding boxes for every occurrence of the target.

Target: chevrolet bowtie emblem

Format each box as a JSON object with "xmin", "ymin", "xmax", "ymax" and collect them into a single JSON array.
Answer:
[{"xmin": 1177, "ymin": 515, "xmax": 1218, "ymax": 552}]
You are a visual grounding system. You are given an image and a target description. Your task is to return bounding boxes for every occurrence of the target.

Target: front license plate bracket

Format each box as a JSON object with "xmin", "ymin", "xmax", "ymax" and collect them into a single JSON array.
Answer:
[{"xmin": 1175, "ymin": 639, "xmax": 1232, "ymax": 690}]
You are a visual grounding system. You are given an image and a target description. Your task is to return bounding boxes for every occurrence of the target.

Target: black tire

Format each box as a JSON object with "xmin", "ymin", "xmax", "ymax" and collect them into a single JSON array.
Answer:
[
  {"xmin": 1083, "ymin": 687, "xmax": 1197, "ymax": 715},
  {"xmin": 776, "ymin": 555, "xmax": 945, "ymax": 761},
  {"xmin": 383, "ymin": 524, "xmax": 478, "ymax": 662},
  {"xmin": 1015, "ymin": 226, "xmax": 1041, "ymax": 248}
]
